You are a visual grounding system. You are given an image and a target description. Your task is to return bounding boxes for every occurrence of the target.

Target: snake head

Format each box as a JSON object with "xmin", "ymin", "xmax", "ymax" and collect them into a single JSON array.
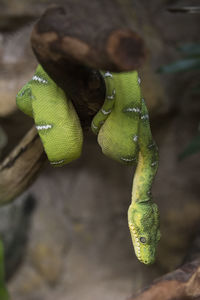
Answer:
[{"xmin": 128, "ymin": 202, "xmax": 161, "ymax": 265}]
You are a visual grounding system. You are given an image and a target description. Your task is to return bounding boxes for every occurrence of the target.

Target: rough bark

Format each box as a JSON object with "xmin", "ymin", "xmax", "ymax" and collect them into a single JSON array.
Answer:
[
  {"xmin": 130, "ymin": 260, "xmax": 200, "ymax": 300},
  {"xmin": 0, "ymin": 127, "xmax": 46, "ymax": 205}
]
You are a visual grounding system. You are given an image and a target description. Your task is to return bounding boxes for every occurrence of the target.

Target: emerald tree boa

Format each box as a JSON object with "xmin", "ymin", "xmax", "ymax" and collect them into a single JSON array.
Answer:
[{"xmin": 16, "ymin": 65, "xmax": 160, "ymax": 265}]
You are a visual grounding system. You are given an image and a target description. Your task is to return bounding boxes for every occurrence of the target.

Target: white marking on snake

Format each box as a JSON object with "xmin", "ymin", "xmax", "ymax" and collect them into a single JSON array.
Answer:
[
  {"xmin": 32, "ymin": 75, "xmax": 48, "ymax": 84},
  {"xmin": 107, "ymin": 89, "xmax": 116, "ymax": 100},
  {"xmin": 121, "ymin": 157, "xmax": 135, "ymax": 162},
  {"xmin": 129, "ymin": 223, "xmax": 141, "ymax": 254},
  {"xmin": 101, "ymin": 109, "xmax": 112, "ymax": 115},
  {"xmin": 125, "ymin": 107, "xmax": 141, "ymax": 113},
  {"xmin": 50, "ymin": 160, "xmax": 64, "ymax": 165},
  {"xmin": 141, "ymin": 114, "xmax": 149, "ymax": 120},
  {"xmin": 133, "ymin": 135, "xmax": 138, "ymax": 142},
  {"xmin": 36, "ymin": 124, "xmax": 52, "ymax": 130},
  {"xmin": 92, "ymin": 122, "xmax": 98, "ymax": 130},
  {"xmin": 104, "ymin": 71, "xmax": 113, "ymax": 78},
  {"xmin": 138, "ymin": 77, "xmax": 141, "ymax": 85}
]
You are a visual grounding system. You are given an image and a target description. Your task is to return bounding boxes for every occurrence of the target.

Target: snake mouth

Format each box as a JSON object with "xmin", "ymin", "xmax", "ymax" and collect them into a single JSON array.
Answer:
[
  {"xmin": 129, "ymin": 222, "xmax": 155, "ymax": 265},
  {"xmin": 128, "ymin": 222, "xmax": 142, "ymax": 261},
  {"xmin": 138, "ymin": 256, "xmax": 155, "ymax": 265}
]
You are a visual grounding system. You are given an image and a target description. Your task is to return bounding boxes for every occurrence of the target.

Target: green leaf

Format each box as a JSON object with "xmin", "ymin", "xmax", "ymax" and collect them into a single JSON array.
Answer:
[
  {"xmin": 177, "ymin": 43, "xmax": 200, "ymax": 56},
  {"xmin": 157, "ymin": 58, "xmax": 200, "ymax": 73},
  {"xmin": 0, "ymin": 241, "xmax": 9, "ymax": 300},
  {"xmin": 179, "ymin": 134, "xmax": 200, "ymax": 160}
]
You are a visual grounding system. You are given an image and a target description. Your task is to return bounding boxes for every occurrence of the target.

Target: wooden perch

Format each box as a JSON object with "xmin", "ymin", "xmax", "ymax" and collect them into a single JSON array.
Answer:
[
  {"xmin": 0, "ymin": 127, "xmax": 46, "ymax": 205},
  {"xmin": 31, "ymin": 2, "xmax": 145, "ymax": 72},
  {"xmin": 130, "ymin": 259, "xmax": 200, "ymax": 300}
]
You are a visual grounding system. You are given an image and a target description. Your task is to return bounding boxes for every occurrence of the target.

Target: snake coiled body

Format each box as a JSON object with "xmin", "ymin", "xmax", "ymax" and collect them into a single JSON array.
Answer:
[
  {"xmin": 16, "ymin": 65, "xmax": 83, "ymax": 166},
  {"xmin": 92, "ymin": 71, "xmax": 160, "ymax": 264},
  {"xmin": 16, "ymin": 65, "xmax": 160, "ymax": 264}
]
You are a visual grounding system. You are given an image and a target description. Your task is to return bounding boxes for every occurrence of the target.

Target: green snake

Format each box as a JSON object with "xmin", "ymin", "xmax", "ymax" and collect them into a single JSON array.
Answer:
[{"xmin": 16, "ymin": 65, "xmax": 160, "ymax": 264}]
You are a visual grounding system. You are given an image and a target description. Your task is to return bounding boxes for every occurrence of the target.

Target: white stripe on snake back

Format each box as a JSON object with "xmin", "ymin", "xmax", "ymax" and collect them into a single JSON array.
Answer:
[
  {"xmin": 36, "ymin": 124, "xmax": 52, "ymax": 130},
  {"xmin": 32, "ymin": 75, "xmax": 48, "ymax": 84}
]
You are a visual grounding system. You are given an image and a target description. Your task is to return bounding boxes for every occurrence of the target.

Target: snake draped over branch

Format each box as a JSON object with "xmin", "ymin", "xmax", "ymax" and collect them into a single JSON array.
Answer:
[{"xmin": 16, "ymin": 64, "xmax": 161, "ymax": 265}]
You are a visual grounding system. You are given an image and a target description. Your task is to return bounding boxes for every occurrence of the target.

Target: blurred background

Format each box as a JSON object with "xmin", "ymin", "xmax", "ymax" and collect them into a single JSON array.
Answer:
[{"xmin": 0, "ymin": 0, "xmax": 200, "ymax": 299}]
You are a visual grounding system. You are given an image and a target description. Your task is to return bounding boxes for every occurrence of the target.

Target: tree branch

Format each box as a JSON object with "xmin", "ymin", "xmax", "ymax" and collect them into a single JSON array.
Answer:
[
  {"xmin": 130, "ymin": 260, "xmax": 200, "ymax": 300},
  {"xmin": 0, "ymin": 127, "xmax": 46, "ymax": 205}
]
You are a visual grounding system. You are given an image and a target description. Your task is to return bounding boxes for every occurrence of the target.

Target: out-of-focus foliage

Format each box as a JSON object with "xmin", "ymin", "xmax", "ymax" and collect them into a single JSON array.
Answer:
[
  {"xmin": 0, "ymin": 241, "xmax": 9, "ymax": 300},
  {"xmin": 158, "ymin": 43, "xmax": 200, "ymax": 159},
  {"xmin": 158, "ymin": 43, "xmax": 200, "ymax": 74}
]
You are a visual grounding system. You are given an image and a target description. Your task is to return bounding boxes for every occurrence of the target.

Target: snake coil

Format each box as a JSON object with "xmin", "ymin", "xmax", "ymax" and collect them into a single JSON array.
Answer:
[{"xmin": 16, "ymin": 65, "xmax": 160, "ymax": 264}]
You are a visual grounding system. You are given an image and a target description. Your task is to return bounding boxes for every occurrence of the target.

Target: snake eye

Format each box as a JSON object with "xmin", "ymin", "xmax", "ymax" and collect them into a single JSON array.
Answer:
[{"xmin": 140, "ymin": 237, "xmax": 146, "ymax": 244}]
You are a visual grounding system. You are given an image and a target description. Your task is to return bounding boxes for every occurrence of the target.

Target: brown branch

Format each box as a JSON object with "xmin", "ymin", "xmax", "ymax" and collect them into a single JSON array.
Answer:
[
  {"xmin": 0, "ymin": 127, "xmax": 46, "ymax": 205},
  {"xmin": 31, "ymin": 2, "xmax": 145, "ymax": 72},
  {"xmin": 130, "ymin": 259, "xmax": 200, "ymax": 300}
]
